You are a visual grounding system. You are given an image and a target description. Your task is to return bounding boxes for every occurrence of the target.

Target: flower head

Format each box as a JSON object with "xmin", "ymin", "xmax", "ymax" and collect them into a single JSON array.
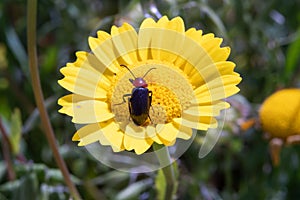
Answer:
[
  {"xmin": 58, "ymin": 16, "xmax": 241, "ymax": 155},
  {"xmin": 260, "ymin": 88, "xmax": 300, "ymax": 138}
]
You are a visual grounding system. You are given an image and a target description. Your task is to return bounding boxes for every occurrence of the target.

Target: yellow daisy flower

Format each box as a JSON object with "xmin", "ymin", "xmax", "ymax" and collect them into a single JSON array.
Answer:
[
  {"xmin": 58, "ymin": 16, "xmax": 241, "ymax": 155},
  {"xmin": 260, "ymin": 88, "xmax": 300, "ymax": 138},
  {"xmin": 259, "ymin": 88, "xmax": 300, "ymax": 166}
]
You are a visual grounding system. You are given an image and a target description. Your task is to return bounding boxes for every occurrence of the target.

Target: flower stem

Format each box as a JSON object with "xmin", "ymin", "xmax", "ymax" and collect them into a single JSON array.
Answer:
[
  {"xmin": 27, "ymin": 0, "xmax": 81, "ymax": 199},
  {"xmin": 153, "ymin": 143, "xmax": 177, "ymax": 200}
]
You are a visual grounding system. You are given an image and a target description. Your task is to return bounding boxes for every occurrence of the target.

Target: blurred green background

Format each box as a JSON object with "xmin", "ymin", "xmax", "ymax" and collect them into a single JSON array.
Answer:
[{"xmin": 0, "ymin": 0, "xmax": 300, "ymax": 199}]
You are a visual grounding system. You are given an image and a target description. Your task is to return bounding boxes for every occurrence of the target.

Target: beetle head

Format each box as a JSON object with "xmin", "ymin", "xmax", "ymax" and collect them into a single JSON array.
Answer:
[
  {"xmin": 120, "ymin": 64, "xmax": 156, "ymax": 88},
  {"xmin": 130, "ymin": 78, "xmax": 148, "ymax": 88}
]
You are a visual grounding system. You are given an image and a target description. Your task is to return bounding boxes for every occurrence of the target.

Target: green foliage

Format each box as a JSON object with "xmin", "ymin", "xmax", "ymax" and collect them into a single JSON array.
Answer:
[
  {"xmin": 155, "ymin": 162, "xmax": 179, "ymax": 200},
  {"xmin": 0, "ymin": 0, "xmax": 300, "ymax": 199},
  {"xmin": 285, "ymin": 30, "xmax": 300, "ymax": 85},
  {"xmin": 9, "ymin": 108, "xmax": 22, "ymax": 155},
  {"xmin": 155, "ymin": 169, "xmax": 166, "ymax": 200}
]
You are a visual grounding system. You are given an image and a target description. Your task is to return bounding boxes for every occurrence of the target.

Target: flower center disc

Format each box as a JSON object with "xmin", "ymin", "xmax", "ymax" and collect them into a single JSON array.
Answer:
[{"xmin": 110, "ymin": 61, "xmax": 194, "ymax": 126}]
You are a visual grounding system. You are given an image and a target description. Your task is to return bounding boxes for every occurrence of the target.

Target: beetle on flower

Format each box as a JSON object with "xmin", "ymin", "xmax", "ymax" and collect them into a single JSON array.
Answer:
[
  {"xmin": 58, "ymin": 16, "xmax": 241, "ymax": 155},
  {"xmin": 116, "ymin": 64, "xmax": 155, "ymax": 126}
]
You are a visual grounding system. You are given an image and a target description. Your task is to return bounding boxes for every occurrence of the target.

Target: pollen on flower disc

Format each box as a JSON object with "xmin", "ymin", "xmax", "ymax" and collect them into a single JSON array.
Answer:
[{"xmin": 259, "ymin": 88, "xmax": 300, "ymax": 138}]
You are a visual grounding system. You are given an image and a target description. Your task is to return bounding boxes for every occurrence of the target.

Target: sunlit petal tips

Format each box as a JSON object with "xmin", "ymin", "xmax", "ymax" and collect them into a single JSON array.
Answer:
[{"xmin": 58, "ymin": 16, "xmax": 241, "ymax": 155}]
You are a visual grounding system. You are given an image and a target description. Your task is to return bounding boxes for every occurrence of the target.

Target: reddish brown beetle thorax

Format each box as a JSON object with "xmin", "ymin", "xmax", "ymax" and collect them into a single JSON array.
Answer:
[{"xmin": 132, "ymin": 78, "xmax": 148, "ymax": 88}]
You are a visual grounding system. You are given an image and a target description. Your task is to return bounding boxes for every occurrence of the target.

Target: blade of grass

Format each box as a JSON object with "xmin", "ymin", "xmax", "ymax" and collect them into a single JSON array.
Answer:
[{"xmin": 5, "ymin": 26, "xmax": 29, "ymax": 78}]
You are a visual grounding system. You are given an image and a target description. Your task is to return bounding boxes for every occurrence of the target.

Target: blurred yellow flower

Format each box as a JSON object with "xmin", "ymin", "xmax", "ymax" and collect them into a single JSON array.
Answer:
[
  {"xmin": 260, "ymin": 88, "xmax": 300, "ymax": 138},
  {"xmin": 58, "ymin": 16, "xmax": 241, "ymax": 154}
]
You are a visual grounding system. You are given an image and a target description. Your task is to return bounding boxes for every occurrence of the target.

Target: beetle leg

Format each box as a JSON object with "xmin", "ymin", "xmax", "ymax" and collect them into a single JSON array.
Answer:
[
  {"xmin": 128, "ymin": 98, "xmax": 132, "ymax": 115},
  {"xmin": 148, "ymin": 91, "xmax": 153, "ymax": 123},
  {"xmin": 148, "ymin": 114, "xmax": 153, "ymax": 123},
  {"xmin": 128, "ymin": 99, "xmax": 133, "ymax": 121},
  {"xmin": 148, "ymin": 91, "xmax": 153, "ymax": 105},
  {"xmin": 148, "ymin": 91, "xmax": 154, "ymax": 113},
  {"xmin": 114, "ymin": 93, "xmax": 131, "ymax": 105}
]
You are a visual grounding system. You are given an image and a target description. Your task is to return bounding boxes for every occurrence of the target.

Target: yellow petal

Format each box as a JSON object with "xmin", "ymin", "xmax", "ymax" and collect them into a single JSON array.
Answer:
[
  {"xmin": 146, "ymin": 125, "xmax": 163, "ymax": 144},
  {"xmin": 58, "ymin": 94, "xmax": 93, "ymax": 116},
  {"xmin": 138, "ymin": 16, "xmax": 185, "ymax": 62},
  {"xmin": 173, "ymin": 116, "xmax": 217, "ymax": 130},
  {"xmin": 179, "ymin": 30, "xmax": 231, "ymax": 79},
  {"xmin": 75, "ymin": 123, "xmax": 107, "ymax": 146},
  {"xmin": 177, "ymin": 32, "xmax": 214, "ymax": 75},
  {"xmin": 111, "ymin": 23, "xmax": 138, "ymax": 65},
  {"xmin": 67, "ymin": 51, "xmax": 96, "ymax": 72},
  {"xmin": 156, "ymin": 123, "xmax": 178, "ymax": 145},
  {"xmin": 101, "ymin": 121, "xmax": 125, "ymax": 152},
  {"xmin": 190, "ymin": 61, "xmax": 238, "ymax": 87},
  {"xmin": 156, "ymin": 16, "xmax": 169, "ymax": 27},
  {"xmin": 209, "ymin": 46, "xmax": 231, "ymax": 63},
  {"xmin": 193, "ymin": 75, "xmax": 242, "ymax": 103},
  {"xmin": 156, "ymin": 122, "xmax": 193, "ymax": 143},
  {"xmin": 58, "ymin": 106, "xmax": 73, "ymax": 116},
  {"xmin": 194, "ymin": 75, "xmax": 241, "ymax": 95},
  {"xmin": 184, "ymin": 101, "xmax": 230, "ymax": 117},
  {"xmin": 137, "ymin": 18, "xmax": 157, "ymax": 60},
  {"xmin": 174, "ymin": 58, "xmax": 198, "ymax": 77},
  {"xmin": 76, "ymin": 52, "xmax": 115, "ymax": 80},
  {"xmin": 58, "ymin": 67, "xmax": 109, "ymax": 98},
  {"xmin": 70, "ymin": 100, "xmax": 114, "ymax": 124},
  {"xmin": 198, "ymin": 34, "xmax": 230, "ymax": 62},
  {"xmin": 185, "ymin": 28, "xmax": 203, "ymax": 42},
  {"xmin": 72, "ymin": 132, "xmax": 80, "ymax": 141},
  {"xmin": 88, "ymin": 32, "xmax": 119, "ymax": 74},
  {"xmin": 176, "ymin": 125, "xmax": 193, "ymax": 140},
  {"xmin": 75, "ymin": 121, "xmax": 124, "ymax": 150},
  {"xmin": 64, "ymin": 52, "xmax": 115, "ymax": 88},
  {"xmin": 58, "ymin": 94, "xmax": 91, "ymax": 107},
  {"xmin": 167, "ymin": 16, "xmax": 185, "ymax": 32},
  {"xmin": 124, "ymin": 123, "xmax": 153, "ymax": 154},
  {"xmin": 154, "ymin": 17, "xmax": 185, "ymax": 62},
  {"xmin": 195, "ymin": 85, "xmax": 240, "ymax": 104}
]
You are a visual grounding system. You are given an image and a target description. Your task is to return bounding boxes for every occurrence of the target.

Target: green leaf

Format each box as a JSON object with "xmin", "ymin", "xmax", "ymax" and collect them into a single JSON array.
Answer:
[
  {"xmin": 0, "ymin": 193, "xmax": 8, "ymax": 200},
  {"xmin": 0, "ymin": 173, "xmax": 38, "ymax": 199},
  {"xmin": 0, "ymin": 98, "xmax": 10, "ymax": 120},
  {"xmin": 0, "ymin": 162, "xmax": 7, "ymax": 182},
  {"xmin": 155, "ymin": 169, "xmax": 166, "ymax": 200},
  {"xmin": 155, "ymin": 162, "xmax": 179, "ymax": 200},
  {"xmin": 46, "ymin": 169, "xmax": 80, "ymax": 185},
  {"xmin": 41, "ymin": 46, "xmax": 58, "ymax": 74},
  {"xmin": 90, "ymin": 170, "xmax": 129, "ymax": 186},
  {"xmin": 115, "ymin": 178, "xmax": 152, "ymax": 200},
  {"xmin": 200, "ymin": 4, "xmax": 227, "ymax": 38},
  {"xmin": 22, "ymin": 97, "xmax": 56, "ymax": 134},
  {"xmin": 4, "ymin": 26, "xmax": 28, "ymax": 78},
  {"xmin": 9, "ymin": 108, "xmax": 22, "ymax": 155},
  {"xmin": 0, "ymin": 179, "xmax": 22, "ymax": 193},
  {"xmin": 12, "ymin": 173, "xmax": 39, "ymax": 200},
  {"xmin": 285, "ymin": 30, "xmax": 300, "ymax": 83}
]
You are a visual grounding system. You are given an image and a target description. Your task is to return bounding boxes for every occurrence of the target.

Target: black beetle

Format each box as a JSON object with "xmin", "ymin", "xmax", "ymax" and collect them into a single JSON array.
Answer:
[{"xmin": 119, "ymin": 64, "xmax": 156, "ymax": 126}]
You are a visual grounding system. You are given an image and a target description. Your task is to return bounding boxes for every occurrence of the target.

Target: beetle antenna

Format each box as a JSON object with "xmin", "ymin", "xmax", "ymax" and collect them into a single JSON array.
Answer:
[
  {"xmin": 120, "ymin": 64, "xmax": 136, "ymax": 79},
  {"xmin": 142, "ymin": 68, "xmax": 156, "ymax": 78}
]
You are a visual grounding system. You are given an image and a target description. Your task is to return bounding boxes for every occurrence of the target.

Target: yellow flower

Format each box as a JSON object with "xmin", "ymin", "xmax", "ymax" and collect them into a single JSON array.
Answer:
[
  {"xmin": 260, "ymin": 88, "xmax": 300, "ymax": 138},
  {"xmin": 58, "ymin": 16, "xmax": 241, "ymax": 155}
]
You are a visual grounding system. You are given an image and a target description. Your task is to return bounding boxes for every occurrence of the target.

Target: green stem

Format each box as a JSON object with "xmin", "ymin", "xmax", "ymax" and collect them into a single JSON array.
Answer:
[
  {"xmin": 27, "ymin": 0, "xmax": 81, "ymax": 199},
  {"xmin": 153, "ymin": 143, "xmax": 176, "ymax": 200}
]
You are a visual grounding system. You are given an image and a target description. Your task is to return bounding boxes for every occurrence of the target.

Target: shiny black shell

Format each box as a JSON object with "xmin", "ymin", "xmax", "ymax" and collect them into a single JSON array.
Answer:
[{"xmin": 128, "ymin": 87, "xmax": 152, "ymax": 126}]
